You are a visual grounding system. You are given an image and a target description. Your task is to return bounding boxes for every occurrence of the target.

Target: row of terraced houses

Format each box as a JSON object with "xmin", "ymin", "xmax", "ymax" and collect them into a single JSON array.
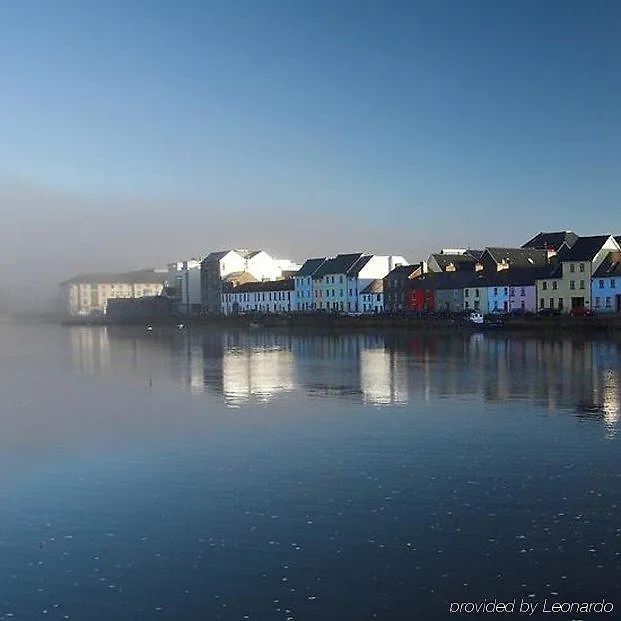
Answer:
[{"xmin": 59, "ymin": 231, "xmax": 621, "ymax": 317}]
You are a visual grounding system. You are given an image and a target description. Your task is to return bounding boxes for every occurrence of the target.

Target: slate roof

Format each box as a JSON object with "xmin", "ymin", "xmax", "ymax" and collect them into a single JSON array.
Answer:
[
  {"xmin": 483, "ymin": 247, "xmax": 549, "ymax": 268},
  {"xmin": 561, "ymin": 235, "xmax": 613, "ymax": 262},
  {"xmin": 296, "ymin": 258, "xmax": 327, "ymax": 277},
  {"xmin": 429, "ymin": 253, "xmax": 476, "ymax": 271},
  {"xmin": 483, "ymin": 266, "xmax": 556, "ymax": 287},
  {"xmin": 465, "ymin": 249, "xmax": 485, "ymax": 261},
  {"xmin": 361, "ymin": 279, "xmax": 384, "ymax": 294},
  {"xmin": 202, "ymin": 249, "xmax": 262, "ymax": 263},
  {"xmin": 407, "ymin": 273, "xmax": 445, "ymax": 290},
  {"xmin": 435, "ymin": 271, "xmax": 478, "ymax": 290},
  {"xmin": 202, "ymin": 250, "xmax": 232, "ymax": 263},
  {"xmin": 60, "ymin": 270, "xmax": 165, "ymax": 286},
  {"xmin": 593, "ymin": 252, "xmax": 621, "ymax": 278},
  {"xmin": 384, "ymin": 264, "xmax": 421, "ymax": 278},
  {"xmin": 225, "ymin": 278, "xmax": 294, "ymax": 293},
  {"xmin": 313, "ymin": 253, "xmax": 364, "ymax": 278},
  {"xmin": 521, "ymin": 231, "xmax": 579, "ymax": 250}
]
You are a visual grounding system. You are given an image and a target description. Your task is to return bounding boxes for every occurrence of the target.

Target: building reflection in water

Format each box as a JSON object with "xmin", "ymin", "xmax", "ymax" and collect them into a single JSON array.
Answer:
[{"xmin": 69, "ymin": 326, "xmax": 621, "ymax": 434}]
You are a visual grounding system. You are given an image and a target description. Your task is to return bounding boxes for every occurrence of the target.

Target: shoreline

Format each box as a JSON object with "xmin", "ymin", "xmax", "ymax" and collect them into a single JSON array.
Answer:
[{"xmin": 52, "ymin": 313, "xmax": 621, "ymax": 337}]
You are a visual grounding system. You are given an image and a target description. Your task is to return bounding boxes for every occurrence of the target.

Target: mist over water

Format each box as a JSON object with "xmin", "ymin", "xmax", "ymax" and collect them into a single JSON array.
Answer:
[{"xmin": 1, "ymin": 322, "xmax": 619, "ymax": 620}]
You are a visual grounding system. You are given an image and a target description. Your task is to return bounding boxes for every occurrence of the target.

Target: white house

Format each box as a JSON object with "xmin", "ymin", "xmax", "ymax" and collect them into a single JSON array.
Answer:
[
  {"xmin": 201, "ymin": 249, "xmax": 296, "ymax": 313},
  {"xmin": 222, "ymin": 279, "xmax": 295, "ymax": 314}
]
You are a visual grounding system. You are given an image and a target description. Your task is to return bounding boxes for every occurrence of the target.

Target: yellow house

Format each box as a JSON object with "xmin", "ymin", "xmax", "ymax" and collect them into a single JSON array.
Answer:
[{"xmin": 536, "ymin": 235, "xmax": 620, "ymax": 313}]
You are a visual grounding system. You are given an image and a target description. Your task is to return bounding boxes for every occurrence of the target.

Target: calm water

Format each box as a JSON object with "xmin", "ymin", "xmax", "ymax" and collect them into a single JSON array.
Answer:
[{"xmin": 1, "ymin": 323, "xmax": 620, "ymax": 620}]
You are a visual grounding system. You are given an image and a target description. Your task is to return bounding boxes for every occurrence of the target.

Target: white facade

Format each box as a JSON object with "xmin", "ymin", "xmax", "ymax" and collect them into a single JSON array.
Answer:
[
  {"xmin": 221, "ymin": 281, "xmax": 295, "ymax": 314},
  {"xmin": 167, "ymin": 260, "xmax": 202, "ymax": 314}
]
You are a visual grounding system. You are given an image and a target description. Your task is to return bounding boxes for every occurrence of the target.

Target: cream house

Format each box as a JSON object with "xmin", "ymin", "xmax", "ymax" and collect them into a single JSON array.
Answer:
[
  {"xmin": 536, "ymin": 235, "xmax": 620, "ymax": 313},
  {"xmin": 60, "ymin": 269, "xmax": 166, "ymax": 316}
]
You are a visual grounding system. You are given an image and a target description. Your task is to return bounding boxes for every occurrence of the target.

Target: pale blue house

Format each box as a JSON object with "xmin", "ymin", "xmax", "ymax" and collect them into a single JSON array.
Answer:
[{"xmin": 592, "ymin": 251, "xmax": 621, "ymax": 313}]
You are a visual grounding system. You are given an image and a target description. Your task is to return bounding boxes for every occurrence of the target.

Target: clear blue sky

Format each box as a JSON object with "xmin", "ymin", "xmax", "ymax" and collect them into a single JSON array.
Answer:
[{"xmin": 0, "ymin": 0, "xmax": 619, "ymax": 287}]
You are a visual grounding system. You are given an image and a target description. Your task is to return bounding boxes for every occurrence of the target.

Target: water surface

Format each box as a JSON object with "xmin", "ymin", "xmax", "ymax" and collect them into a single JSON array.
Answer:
[{"xmin": 0, "ymin": 323, "xmax": 619, "ymax": 620}]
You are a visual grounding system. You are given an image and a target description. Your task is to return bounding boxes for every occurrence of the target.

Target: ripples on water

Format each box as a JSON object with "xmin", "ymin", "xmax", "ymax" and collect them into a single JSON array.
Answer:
[{"xmin": 0, "ymin": 324, "xmax": 620, "ymax": 620}]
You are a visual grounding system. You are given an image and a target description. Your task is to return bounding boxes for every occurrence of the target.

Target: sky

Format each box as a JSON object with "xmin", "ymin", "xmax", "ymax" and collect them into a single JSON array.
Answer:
[{"xmin": 0, "ymin": 0, "xmax": 620, "ymax": 302}]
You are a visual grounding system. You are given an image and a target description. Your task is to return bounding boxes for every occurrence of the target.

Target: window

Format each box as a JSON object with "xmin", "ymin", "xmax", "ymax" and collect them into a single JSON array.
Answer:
[
  {"xmin": 510, "ymin": 287, "xmax": 515, "ymax": 296},
  {"xmin": 579, "ymin": 263, "xmax": 585, "ymax": 272},
  {"xmin": 599, "ymin": 279, "xmax": 605, "ymax": 289},
  {"xmin": 612, "ymin": 279, "xmax": 616, "ymax": 289},
  {"xmin": 542, "ymin": 282, "xmax": 548, "ymax": 291},
  {"xmin": 606, "ymin": 297, "xmax": 612, "ymax": 308},
  {"xmin": 549, "ymin": 298, "xmax": 554, "ymax": 308},
  {"xmin": 540, "ymin": 297, "xmax": 545, "ymax": 308},
  {"xmin": 521, "ymin": 287, "xmax": 526, "ymax": 296},
  {"xmin": 579, "ymin": 280, "xmax": 585, "ymax": 290},
  {"xmin": 475, "ymin": 289, "xmax": 479, "ymax": 298},
  {"xmin": 569, "ymin": 281, "xmax": 575, "ymax": 290},
  {"xmin": 552, "ymin": 281, "xmax": 557, "ymax": 291},
  {"xmin": 465, "ymin": 289, "xmax": 469, "ymax": 298},
  {"xmin": 558, "ymin": 298, "xmax": 563, "ymax": 311},
  {"xmin": 493, "ymin": 287, "xmax": 498, "ymax": 295},
  {"xmin": 465, "ymin": 301, "xmax": 470, "ymax": 309},
  {"xmin": 595, "ymin": 297, "xmax": 601, "ymax": 307},
  {"xmin": 377, "ymin": 294, "xmax": 381, "ymax": 301},
  {"xmin": 570, "ymin": 263, "xmax": 575, "ymax": 273}
]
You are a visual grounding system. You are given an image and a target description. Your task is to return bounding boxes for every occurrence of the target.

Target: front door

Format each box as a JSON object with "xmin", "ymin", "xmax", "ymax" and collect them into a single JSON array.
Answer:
[{"xmin": 571, "ymin": 297, "xmax": 585, "ymax": 309}]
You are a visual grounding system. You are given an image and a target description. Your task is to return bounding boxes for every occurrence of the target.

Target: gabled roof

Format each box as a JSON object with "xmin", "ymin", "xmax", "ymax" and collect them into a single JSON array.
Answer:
[
  {"xmin": 202, "ymin": 249, "xmax": 262, "ymax": 263},
  {"xmin": 435, "ymin": 271, "xmax": 478, "ymax": 290},
  {"xmin": 347, "ymin": 255, "xmax": 373, "ymax": 276},
  {"xmin": 222, "ymin": 271, "xmax": 258, "ymax": 285},
  {"xmin": 483, "ymin": 247, "xmax": 549, "ymax": 268},
  {"xmin": 561, "ymin": 235, "xmax": 614, "ymax": 262},
  {"xmin": 313, "ymin": 253, "xmax": 363, "ymax": 278},
  {"xmin": 224, "ymin": 278, "xmax": 294, "ymax": 293},
  {"xmin": 593, "ymin": 252, "xmax": 621, "ymax": 278},
  {"xmin": 521, "ymin": 231, "xmax": 579, "ymax": 250},
  {"xmin": 615, "ymin": 235, "xmax": 621, "ymax": 247},
  {"xmin": 60, "ymin": 269, "xmax": 164, "ymax": 286},
  {"xmin": 429, "ymin": 253, "xmax": 476, "ymax": 271},
  {"xmin": 408, "ymin": 273, "xmax": 445, "ymax": 290},
  {"xmin": 361, "ymin": 279, "xmax": 384, "ymax": 294},
  {"xmin": 296, "ymin": 258, "xmax": 327, "ymax": 277},
  {"xmin": 465, "ymin": 249, "xmax": 485, "ymax": 261},
  {"xmin": 385, "ymin": 264, "xmax": 423, "ymax": 279}
]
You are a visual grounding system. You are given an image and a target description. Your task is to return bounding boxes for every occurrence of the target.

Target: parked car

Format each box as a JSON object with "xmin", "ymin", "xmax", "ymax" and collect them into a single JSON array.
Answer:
[
  {"xmin": 538, "ymin": 308, "xmax": 562, "ymax": 317},
  {"xmin": 509, "ymin": 308, "xmax": 534, "ymax": 317},
  {"xmin": 570, "ymin": 307, "xmax": 594, "ymax": 317}
]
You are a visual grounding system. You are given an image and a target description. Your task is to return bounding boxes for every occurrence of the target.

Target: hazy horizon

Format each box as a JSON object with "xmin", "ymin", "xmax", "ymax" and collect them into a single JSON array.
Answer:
[{"xmin": 1, "ymin": 0, "xmax": 620, "ymax": 309}]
